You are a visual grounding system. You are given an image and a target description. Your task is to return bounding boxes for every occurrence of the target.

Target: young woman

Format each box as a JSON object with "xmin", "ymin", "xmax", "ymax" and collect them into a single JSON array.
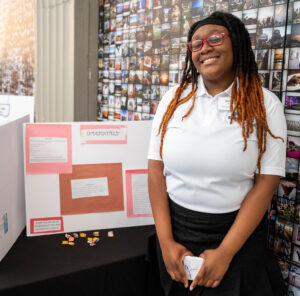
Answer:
[{"xmin": 148, "ymin": 11, "xmax": 287, "ymax": 296}]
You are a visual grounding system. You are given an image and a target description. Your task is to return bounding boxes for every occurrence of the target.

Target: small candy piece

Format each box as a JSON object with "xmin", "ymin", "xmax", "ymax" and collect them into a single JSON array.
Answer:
[
  {"xmin": 93, "ymin": 237, "xmax": 99, "ymax": 243},
  {"xmin": 87, "ymin": 237, "xmax": 93, "ymax": 242},
  {"xmin": 73, "ymin": 233, "xmax": 79, "ymax": 238},
  {"xmin": 68, "ymin": 236, "xmax": 74, "ymax": 242},
  {"xmin": 68, "ymin": 242, "xmax": 75, "ymax": 246},
  {"xmin": 62, "ymin": 241, "xmax": 69, "ymax": 245},
  {"xmin": 93, "ymin": 231, "xmax": 100, "ymax": 237},
  {"xmin": 87, "ymin": 241, "xmax": 95, "ymax": 247},
  {"xmin": 107, "ymin": 231, "xmax": 114, "ymax": 238},
  {"xmin": 65, "ymin": 233, "xmax": 71, "ymax": 239},
  {"xmin": 80, "ymin": 233, "xmax": 86, "ymax": 237}
]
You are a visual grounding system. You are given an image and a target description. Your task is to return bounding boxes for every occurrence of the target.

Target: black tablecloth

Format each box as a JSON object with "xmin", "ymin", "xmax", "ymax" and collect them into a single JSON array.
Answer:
[{"xmin": 0, "ymin": 225, "xmax": 164, "ymax": 296}]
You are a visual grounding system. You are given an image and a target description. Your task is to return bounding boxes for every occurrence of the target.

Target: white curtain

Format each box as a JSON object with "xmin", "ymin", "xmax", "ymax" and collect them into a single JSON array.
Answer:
[{"xmin": 35, "ymin": 0, "xmax": 74, "ymax": 122}]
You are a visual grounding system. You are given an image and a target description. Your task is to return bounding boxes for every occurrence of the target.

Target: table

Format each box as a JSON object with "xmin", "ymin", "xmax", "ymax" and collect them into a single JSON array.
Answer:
[{"xmin": 0, "ymin": 225, "xmax": 164, "ymax": 296}]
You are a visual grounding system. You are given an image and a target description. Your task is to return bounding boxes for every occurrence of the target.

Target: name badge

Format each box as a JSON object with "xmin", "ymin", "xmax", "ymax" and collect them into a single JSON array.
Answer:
[{"xmin": 218, "ymin": 97, "xmax": 230, "ymax": 111}]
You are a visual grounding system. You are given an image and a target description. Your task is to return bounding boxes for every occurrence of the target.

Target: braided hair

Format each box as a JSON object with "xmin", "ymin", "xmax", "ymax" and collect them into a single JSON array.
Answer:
[{"xmin": 158, "ymin": 11, "xmax": 283, "ymax": 173}]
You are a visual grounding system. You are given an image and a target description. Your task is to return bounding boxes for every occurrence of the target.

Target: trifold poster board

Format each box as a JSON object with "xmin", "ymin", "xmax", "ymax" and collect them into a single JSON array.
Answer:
[
  {"xmin": 24, "ymin": 121, "xmax": 155, "ymax": 236},
  {"xmin": 0, "ymin": 115, "xmax": 29, "ymax": 262},
  {"xmin": 0, "ymin": 95, "xmax": 34, "ymax": 125}
]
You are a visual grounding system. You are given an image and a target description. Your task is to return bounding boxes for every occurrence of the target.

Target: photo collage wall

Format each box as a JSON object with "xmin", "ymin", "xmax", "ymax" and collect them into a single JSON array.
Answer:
[
  {"xmin": 0, "ymin": 0, "xmax": 35, "ymax": 96},
  {"xmin": 97, "ymin": 0, "xmax": 300, "ymax": 292}
]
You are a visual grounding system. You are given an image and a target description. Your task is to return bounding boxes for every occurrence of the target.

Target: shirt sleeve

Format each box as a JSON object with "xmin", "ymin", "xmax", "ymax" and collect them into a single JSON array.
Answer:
[
  {"xmin": 147, "ymin": 86, "xmax": 177, "ymax": 161},
  {"xmin": 256, "ymin": 98, "xmax": 287, "ymax": 177}
]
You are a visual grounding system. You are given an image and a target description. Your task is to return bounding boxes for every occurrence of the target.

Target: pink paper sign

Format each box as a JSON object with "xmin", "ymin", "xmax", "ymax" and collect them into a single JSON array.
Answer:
[
  {"xmin": 30, "ymin": 217, "xmax": 64, "ymax": 235},
  {"xmin": 126, "ymin": 169, "xmax": 153, "ymax": 217},
  {"xmin": 80, "ymin": 125, "xmax": 127, "ymax": 144},
  {"xmin": 25, "ymin": 124, "xmax": 72, "ymax": 174}
]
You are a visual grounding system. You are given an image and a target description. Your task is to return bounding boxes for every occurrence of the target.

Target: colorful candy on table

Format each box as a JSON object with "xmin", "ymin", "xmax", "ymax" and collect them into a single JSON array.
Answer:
[{"xmin": 61, "ymin": 230, "xmax": 114, "ymax": 247}]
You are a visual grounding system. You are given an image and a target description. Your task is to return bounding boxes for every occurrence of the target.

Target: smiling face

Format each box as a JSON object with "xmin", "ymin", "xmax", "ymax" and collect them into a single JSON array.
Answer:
[{"xmin": 191, "ymin": 24, "xmax": 235, "ymax": 89}]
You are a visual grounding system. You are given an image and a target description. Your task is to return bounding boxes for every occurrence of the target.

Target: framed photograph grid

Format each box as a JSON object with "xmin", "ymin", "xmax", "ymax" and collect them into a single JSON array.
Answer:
[{"xmin": 269, "ymin": 109, "xmax": 300, "ymax": 292}]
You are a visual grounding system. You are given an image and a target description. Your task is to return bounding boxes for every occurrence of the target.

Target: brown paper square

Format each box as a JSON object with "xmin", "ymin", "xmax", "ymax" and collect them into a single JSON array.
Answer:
[{"xmin": 59, "ymin": 163, "xmax": 124, "ymax": 215}]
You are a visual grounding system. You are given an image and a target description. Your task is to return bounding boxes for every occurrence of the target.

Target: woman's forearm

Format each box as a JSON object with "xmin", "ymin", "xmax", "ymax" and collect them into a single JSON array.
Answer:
[
  {"xmin": 148, "ymin": 159, "xmax": 174, "ymax": 246},
  {"xmin": 148, "ymin": 160, "xmax": 193, "ymax": 286},
  {"xmin": 219, "ymin": 174, "xmax": 280, "ymax": 259}
]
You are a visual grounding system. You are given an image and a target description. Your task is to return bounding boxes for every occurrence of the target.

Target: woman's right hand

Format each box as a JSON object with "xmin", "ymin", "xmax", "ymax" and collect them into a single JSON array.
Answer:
[{"xmin": 160, "ymin": 239, "xmax": 193, "ymax": 288}]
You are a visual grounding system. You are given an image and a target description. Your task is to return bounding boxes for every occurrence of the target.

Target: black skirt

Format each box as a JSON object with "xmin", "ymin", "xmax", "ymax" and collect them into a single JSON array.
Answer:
[{"xmin": 151, "ymin": 199, "xmax": 286, "ymax": 296}]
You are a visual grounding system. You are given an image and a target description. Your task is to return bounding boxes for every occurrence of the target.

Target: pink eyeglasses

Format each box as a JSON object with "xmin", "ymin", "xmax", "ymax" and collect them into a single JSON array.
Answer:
[{"xmin": 187, "ymin": 32, "xmax": 230, "ymax": 52}]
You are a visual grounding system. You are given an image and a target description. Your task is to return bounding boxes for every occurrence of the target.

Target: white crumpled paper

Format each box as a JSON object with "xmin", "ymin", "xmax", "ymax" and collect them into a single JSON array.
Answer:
[{"xmin": 183, "ymin": 256, "xmax": 204, "ymax": 280}]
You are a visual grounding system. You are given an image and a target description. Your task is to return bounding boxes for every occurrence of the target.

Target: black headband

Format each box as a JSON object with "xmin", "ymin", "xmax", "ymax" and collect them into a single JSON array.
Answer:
[{"xmin": 191, "ymin": 17, "xmax": 229, "ymax": 39}]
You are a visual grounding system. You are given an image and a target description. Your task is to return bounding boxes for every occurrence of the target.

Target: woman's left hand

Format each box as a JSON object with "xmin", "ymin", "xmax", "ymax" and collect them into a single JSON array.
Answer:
[{"xmin": 190, "ymin": 246, "xmax": 233, "ymax": 291}]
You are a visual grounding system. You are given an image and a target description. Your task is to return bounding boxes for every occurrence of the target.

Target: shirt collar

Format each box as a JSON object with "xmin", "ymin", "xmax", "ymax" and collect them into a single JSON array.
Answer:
[{"xmin": 196, "ymin": 75, "xmax": 235, "ymax": 98}]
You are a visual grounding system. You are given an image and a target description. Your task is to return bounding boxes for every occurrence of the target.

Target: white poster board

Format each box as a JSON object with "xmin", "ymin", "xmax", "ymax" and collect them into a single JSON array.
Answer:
[
  {"xmin": 0, "ymin": 95, "xmax": 34, "ymax": 125},
  {"xmin": 24, "ymin": 121, "xmax": 154, "ymax": 236},
  {"xmin": 0, "ymin": 115, "xmax": 29, "ymax": 261}
]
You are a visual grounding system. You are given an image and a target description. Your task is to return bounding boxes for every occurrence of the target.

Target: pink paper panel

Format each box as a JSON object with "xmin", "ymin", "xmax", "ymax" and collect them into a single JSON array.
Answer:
[
  {"xmin": 126, "ymin": 169, "xmax": 152, "ymax": 217},
  {"xmin": 25, "ymin": 124, "xmax": 72, "ymax": 174},
  {"xmin": 30, "ymin": 216, "xmax": 64, "ymax": 234},
  {"xmin": 80, "ymin": 125, "xmax": 127, "ymax": 144}
]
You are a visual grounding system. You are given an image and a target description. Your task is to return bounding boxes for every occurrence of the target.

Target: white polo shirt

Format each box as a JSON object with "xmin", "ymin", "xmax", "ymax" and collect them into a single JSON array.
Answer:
[{"xmin": 148, "ymin": 75, "xmax": 287, "ymax": 213}]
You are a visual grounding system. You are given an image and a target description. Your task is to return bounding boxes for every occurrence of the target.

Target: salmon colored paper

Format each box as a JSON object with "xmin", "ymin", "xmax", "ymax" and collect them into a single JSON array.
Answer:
[
  {"xmin": 59, "ymin": 163, "xmax": 124, "ymax": 215},
  {"xmin": 126, "ymin": 169, "xmax": 153, "ymax": 217},
  {"xmin": 80, "ymin": 125, "xmax": 127, "ymax": 144},
  {"xmin": 30, "ymin": 217, "xmax": 64, "ymax": 234},
  {"xmin": 25, "ymin": 124, "xmax": 72, "ymax": 174}
]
